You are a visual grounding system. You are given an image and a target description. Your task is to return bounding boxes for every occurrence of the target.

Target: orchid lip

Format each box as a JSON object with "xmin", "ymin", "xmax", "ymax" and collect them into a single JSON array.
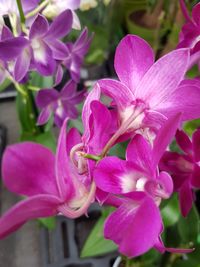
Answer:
[{"xmin": 70, "ymin": 143, "xmax": 88, "ymax": 174}]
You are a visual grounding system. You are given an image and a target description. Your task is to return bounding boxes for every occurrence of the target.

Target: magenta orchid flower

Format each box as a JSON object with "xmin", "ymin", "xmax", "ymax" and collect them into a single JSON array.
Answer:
[
  {"xmin": 36, "ymin": 80, "xmax": 85, "ymax": 127},
  {"xmin": 13, "ymin": 10, "xmax": 73, "ymax": 81},
  {"xmin": 0, "ymin": 118, "xmax": 96, "ymax": 239},
  {"xmin": 160, "ymin": 129, "xmax": 200, "ymax": 217},
  {"xmin": 178, "ymin": 1, "xmax": 200, "ymax": 69},
  {"xmin": 93, "ymin": 114, "xmax": 192, "ymax": 257},
  {"xmin": 95, "ymin": 34, "xmax": 200, "ymax": 154},
  {"xmin": 63, "ymin": 27, "xmax": 93, "ymax": 82}
]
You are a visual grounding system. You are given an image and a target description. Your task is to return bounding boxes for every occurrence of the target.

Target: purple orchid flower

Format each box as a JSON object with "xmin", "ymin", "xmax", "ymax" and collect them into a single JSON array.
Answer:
[
  {"xmin": 13, "ymin": 10, "xmax": 73, "ymax": 81},
  {"xmin": 160, "ymin": 129, "xmax": 200, "ymax": 217},
  {"xmin": 36, "ymin": 80, "xmax": 85, "ymax": 127},
  {"xmin": 93, "ymin": 114, "xmax": 193, "ymax": 257},
  {"xmin": 95, "ymin": 34, "xmax": 200, "ymax": 155},
  {"xmin": 0, "ymin": 26, "xmax": 29, "ymax": 84},
  {"xmin": 63, "ymin": 27, "xmax": 93, "ymax": 82},
  {"xmin": 0, "ymin": 118, "xmax": 97, "ymax": 239},
  {"xmin": 178, "ymin": 1, "xmax": 200, "ymax": 69},
  {"xmin": 42, "ymin": 0, "xmax": 81, "ymax": 30}
]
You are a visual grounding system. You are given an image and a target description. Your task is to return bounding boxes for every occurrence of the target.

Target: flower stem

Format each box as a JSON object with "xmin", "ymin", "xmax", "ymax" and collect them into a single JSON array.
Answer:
[
  {"xmin": 25, "ymin": 0, "xmax": 50, "ymax": 19},
  {"xmin": 16, "ymin": 0, "xmax": 25, "ymax": 24}
]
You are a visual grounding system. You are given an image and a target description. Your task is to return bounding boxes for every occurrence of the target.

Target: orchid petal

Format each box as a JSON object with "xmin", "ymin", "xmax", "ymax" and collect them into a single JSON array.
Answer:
[
  {"xmin": 14, "ymin": 49, "xmax": 31, "ymax": 82},
  {"xmin": 29, "ymin": 14, "xmax": 48, "ymax": 39},
  {"xmin": 97, "ymin": 79, "xmax": 134, "ymax": 110},
  {"xmin": 191, "ymin": 164, "xmax": 200, "ymax": 188},
  {"xmin": 2, "ymin": 142, "xmax": 59, "ymax": 197},
  {"xmin": 155, "ymin": 85, "xmax": 200, "ymax": 122},
  {"xmin": 192, "ymin": 3, "xmax": 200, "ymax": 26},
  {"xmin": 37, "ymin": 107, "xmax": 52, "ymax": 125},
  {"xmin": 36, "ymin": 89, "xmax": 59, "ymax": 108},
  {"xmin": 0, "ymin": 195, "xmax": 60, "ymax": 239},
  {"xmin": 66, "ymin": 127, "xmax": 81, "ymax": 155},
  {"xmin": 114, "ymin": 34, "xmax": 154, "ymax": 92},
  {"xmin": 152, "ymin": 113, "xmax": 181, "ymax": 168},
  {"xmin": 126, "ymin": 135, "xmax": 154, "ymax": 175},
  {"xmin": 179, "ymin": 180, "xmax": 194, "ymax": 217},
  {"xmin": 104, "ymin": 197, "xmax": 162, "ymax": 258},
  {"xmin": 192, "ymin": 129, "xmax": 200, "ymax": 162},
  {"xmin": 176, "ymin": 130, "xmax": 192, "ymax": 155},
  {"xmin": 135, "ymin": 49, "xmax": 189, "ymax": 107},
  {"xmin": 46, "ymin": 10, "xmax": 72, "ymax": 39}
]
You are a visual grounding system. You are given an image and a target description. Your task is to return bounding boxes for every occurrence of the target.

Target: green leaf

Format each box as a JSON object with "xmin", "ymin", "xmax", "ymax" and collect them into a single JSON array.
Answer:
[
  {"xmin": 161, "ymin": 194, "xmax": 180, "ymax": 227},
  {"xmin": 38, "ymin": 217, "xmax": 56, "ymax": 230},
  {"xmin": 0, "ymin": 79, "xmax": 11, "ymax": 92},
  {"xmin": 184, "ymin": 119, "xmax": 200, "ymax": 136},
  {"xmin": 81, "ymin": 207, "xmax": 117, "ymax": 258},
  {"xmin": 35, "ymin": 131, "xmax": 56, "ymax": 153},
  {"xmin": 178, "ymin": 205, "xmax": 200, "ymax": 244},
  {"xmin": 30, "ymin": 72, "xmax": 54, "ymax": 88}
]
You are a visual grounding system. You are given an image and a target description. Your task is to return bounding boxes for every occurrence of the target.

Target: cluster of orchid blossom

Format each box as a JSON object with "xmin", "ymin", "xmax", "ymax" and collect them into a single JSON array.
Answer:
[
  {"xmin": 1, "ymin": 0, "xmax": 200, "ymax": 261},
  {"xmin": 0, "ymin": 0, "xmax": 92, "ymax": 127}
]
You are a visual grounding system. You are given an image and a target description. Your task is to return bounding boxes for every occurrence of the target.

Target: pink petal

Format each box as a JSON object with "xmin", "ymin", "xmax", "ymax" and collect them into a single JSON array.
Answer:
[
  {"xmin": 97, "ymin": 79, "xmax": 134, "ymax": 110},
  {"xmin": 152, "ymin": 113, "xmax": 181, "ymax": 168},
  {"xmin": 191, "ymin": 164, "xmax": 200, "ymax": 188},
  {"xmin": 176, "ymin": 130, "xmax": 193, "ymax": 155},
  {"xmin": 2, "ymin": 142, "xmax": 59, "ymax": 197},
  {"xmin": 0, "ymin": 195, "xmax": 60, "ymax": 239},
  {"xmin": 179, "ymin": 180, "xmax": 194, "ymax": 217},
  {"xmin": 126, "ymin": 134, "xmax": 154, "ymax": 175},
  {"xmin": 192, "ymin": 3, "xmax": 200, "ymax": 26},
  {"xmin": 94, "ymin": 156, "xmax": 142, "ymax": 194},
  {"xmin": 114, "ymin": 34, "xmax": 154, "ymax": 92},
  {"xmin": 66, "ymin": 127, "xmax": 82, "ymax": 155},
  {"xmin": 104, "ymin": 197, "xmax": 162, "ymax": 258},
  {"xmin": 192, "ymin": 129, "xmax": 200, "ymax": 162},
  {"xmin": 135, "ymin": 49, "xmax": 189, "ymax": 107},
  {"xmin": 155, "ymin": 85, "xmax": 200, "ymax": 122},
  {"xmin": 37, "ymin": 107, "xmax": 52, "ymax": 125},
  {"xmin": 82, "ymin": 83, "xmax": 101, "ymax": 144}
]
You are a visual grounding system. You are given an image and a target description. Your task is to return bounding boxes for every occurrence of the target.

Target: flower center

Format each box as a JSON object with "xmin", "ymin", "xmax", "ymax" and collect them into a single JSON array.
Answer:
[{"xmin": 70, "ymin": 143, "xmax": 88, "ymax": 174}]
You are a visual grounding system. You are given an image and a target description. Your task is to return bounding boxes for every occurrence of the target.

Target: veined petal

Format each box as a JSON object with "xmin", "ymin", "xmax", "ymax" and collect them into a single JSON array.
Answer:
[
  {"xmin": 104, "ymin": 197, "xmax": 162, "ymax": 258},
  {"xmin": 114, "ymin": 34, "xmax": 154, "ymax": 93},
  {"xmin": 2, "ymin": 142, "xmax": 59, "ymax": 197},
  {"xmin": 135, "ymin": 49, "xmax": 189, "ymax": 107},
  {"xmin": 192, "ymin": 129, "xmax": 200, "ymax": 162},
  {"xmin": 155, "ymin": 85, "xmax": 200, "ymax": 122},
  {"xmin": 126, "ymin": 135, "xmax": 154, "ymax": 175},
  {"xmin": 46, "ymin": 10, "xmax": 72, "ymax": 39},
  {"xmin": 94, "ymin": 156, "xmax": 143, "ymax": 194},
  {"xmin": 29, "ymin": 14, "xmax": 48, "ymax": 39},
  {"xmin": 0, "ymin": 195, "xmax": 61, "ymax": 239},
  {"xmin": 97, "ymin": 79, "xmax": 134, "ymax": 110},
  {"xmin": 152, "ymin": 113, "xmax": 181, "ymax": 168}
]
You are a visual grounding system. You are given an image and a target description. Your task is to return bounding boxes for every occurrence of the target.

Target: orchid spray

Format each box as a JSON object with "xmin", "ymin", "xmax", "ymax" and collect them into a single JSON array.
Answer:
[{"xmin": 1, "ymin": 1, "xmax": 200, "ymax": 267}]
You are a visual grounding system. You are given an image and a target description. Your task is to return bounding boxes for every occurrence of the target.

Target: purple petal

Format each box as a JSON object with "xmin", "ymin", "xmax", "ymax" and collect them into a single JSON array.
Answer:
[
  {"xmin": 0, "ymin": 37, "xmax": 29, "ymax": 61},
  {"xmin": 49, "ymin": 39, "xmax": 69, "ymax": 60},
  {"xmin": 29, "ymin": 14, "xmax": 48, "ymax": 39},
  {"xmin": 180, "ymin": 0, "xmax": 192, "ymax": 22},
  {"xmin": 179, "ymin": 180, "xmax": 194, "ymax": 217},
  {"xmin": 192, "ymin": 129, "xmax": 200, "ymax": 162},
  {"xmin": 1, "ymin": 26, "xmax": 13, "ymax": 40},
  {"xmin": 176, "ymin": 130, "xmax": 193, "ymax": 155},
  {"xmin": 66, "ymin": 127, "xmax": 81, "ymax": 155},
  {"xmin": 14, "ymin": 48, "xmax": 31, "ymax": 82},
  {"xmin": 191, "ymin": 164, "xmax": 200, "ymax": 188},
  {"xmin": 104, "ymin": 197, "xmax": 162, "ymax": 257},
  {"xmin": 126, "ymin": 135, "xmax": 154, "ymax": 175},
  {"xmin": 0, "ymin": 195, "xmax": 60, "ymax": 239},
  {"xmin": 46, "ymin": 10, "xmax": 72, "ymax": 39},
  {"xmin": 33, "ymin": 42, "xmax": 56, "ymax": 76},
  {"xmin": 114, "ymin": 34, "xmax": 154, "ymax": 92},
  {"xmin": 192, "ymin": 3, "xmax": 200, "ymax": 26},
  {"xmin": 2, "ymin": 142, "xmax": 59, "ymax": 197},
  {"xmin": 135, "ymin": 49, "xmax": 189, "ymax": 107},
  {"xmin": 55, "ymin": 65, "xmax": 63, "ymax": 86},
  {"xmin": 37, "ymin": 107, "xmax": 52, "ymax": 125},
  {"xmin": 97, "ymin": 79, "xmax": 134, "ymax": 110},
  {"xmin": 36, "ymin": 88, "xmax": 59, "ymax": 108},
  {"xmin": 67, "ymin": 0, "xmax": 81, "ymax": 9},
  {"xmin": 155, "ymin": 85, "xmax": 200, "ymax": 122},
  {"xmin": 152, "ymin": 113, "xmax": 181, "ymax": 168}
]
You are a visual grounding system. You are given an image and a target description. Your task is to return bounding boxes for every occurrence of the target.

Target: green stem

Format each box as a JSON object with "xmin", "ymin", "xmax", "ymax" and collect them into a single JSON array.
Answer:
[
  {"xmin": 16, "ymin": 0, "xmax": 25, "ymax": 24},
  {"xmin": 13, "ymin": 82, "xmax": 27, "ymax": 96},
  {"xmin": 25, "ymin": 0, "xmax": 50, "ymax": 19},
  {"xmin": 81, "ymin": 152, "xmax": 101, "ymax": 161}
]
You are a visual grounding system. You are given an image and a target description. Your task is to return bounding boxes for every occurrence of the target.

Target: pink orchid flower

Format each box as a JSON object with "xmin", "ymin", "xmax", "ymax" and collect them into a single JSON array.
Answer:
[
  {"xmin": 160, "ymin": 129, "xmax": 200, "ymax": 216},
  {"xmin": 93, "ymin": 34, "xmax": 200, "ymax": 155},
  {"xmin": 93, "ymin": 114, "xmax": 192, "ymax": 257}
]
